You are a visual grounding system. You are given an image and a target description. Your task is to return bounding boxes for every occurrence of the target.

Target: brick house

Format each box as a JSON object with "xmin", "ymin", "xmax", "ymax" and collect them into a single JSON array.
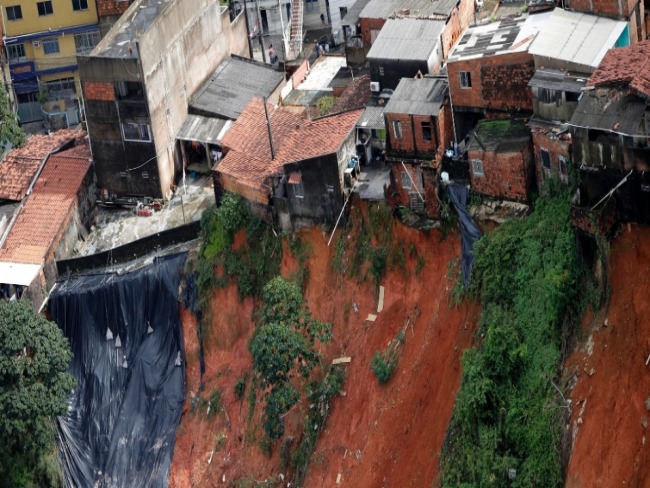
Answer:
[
  {"xmin": 467, "ymin": 120, "xmax": 534, "ymax": 203},
  {"xmin": 384, "ymin": 76, "xmax": 452, "ymax": 218},
  {"xmin": 447, "ymin": 13, "xmax": 550, "ymax": 141},
  {"xmin": 0, "ymin": 136, "xmax": 93, "ymax": 307},
  {"xmin": 568, "ymin": 41, "xmax": 650, "ymax": 225},
  {"xmin": 357, "ymin": 0, "xmax": 474, "ymax": 65},
  {"xmin": 366, "ymin": 18, "xmax": 445, "ymax": 92},
  {"xmin": 79, "ymin": 0, "xmax": 248, "ymax": 199},
  {"xmin": 215, "ymin": 98, "xmax": 362, "ymax": 231},
  {"xmin": 526, "ymin": 8, "xmax": 630, "ymax": 192}
]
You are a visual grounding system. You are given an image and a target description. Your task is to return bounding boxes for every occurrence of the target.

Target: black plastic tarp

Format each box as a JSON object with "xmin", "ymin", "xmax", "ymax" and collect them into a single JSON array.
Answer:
[
  {"xmin": 447, "ymin": 184, "xmax": 482, "ymax": 287},
  {"xmin": 50, "ymin": 253, "xmax": 187, "ymax": 488}
]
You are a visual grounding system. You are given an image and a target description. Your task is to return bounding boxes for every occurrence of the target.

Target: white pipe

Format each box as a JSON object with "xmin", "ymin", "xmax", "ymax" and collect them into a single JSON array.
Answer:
[
  {"xmin": 401, "ymin": 161, "xmax": 425, "ymax": 202},
  {"xmin": 327, "ymin": 190, "xmax": 352, "ymax": 247}
]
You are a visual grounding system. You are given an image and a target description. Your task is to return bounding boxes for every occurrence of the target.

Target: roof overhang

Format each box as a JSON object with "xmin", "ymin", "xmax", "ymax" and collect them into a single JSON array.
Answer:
[
  {"xmin": 176, "ymin": 115, "xmax": 232, "ymax": 145},
  {"xmin": 0, "ymin": 262, "xmax": 41, "ymax": 286}
]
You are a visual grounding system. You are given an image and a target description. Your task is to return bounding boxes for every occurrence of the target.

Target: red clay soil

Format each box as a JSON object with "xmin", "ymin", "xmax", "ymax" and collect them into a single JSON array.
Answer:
[
  {"xmin": 565, "ymin": 224, "xmax": 650, "ymax": 488},
  {"xmin": 169, "ymin": 206, "xmax": 480, "ymax": 487}
]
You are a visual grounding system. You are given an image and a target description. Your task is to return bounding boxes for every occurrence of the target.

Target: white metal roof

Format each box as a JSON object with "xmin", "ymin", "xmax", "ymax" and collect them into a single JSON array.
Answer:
[
  {"xmin": 367, "ymin": 18, "xmax": 445, "ymax": 61},
  {"xmin": 528, "ymin": 8, "xmax": 627, "ymax": 69},
  {"xmin": 0, "ymin": 262, "xmax": 40, "ymax": 286}
]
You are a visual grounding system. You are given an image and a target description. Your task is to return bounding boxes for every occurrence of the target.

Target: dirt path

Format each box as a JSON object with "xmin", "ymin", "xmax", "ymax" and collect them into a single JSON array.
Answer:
[{"xmin": 565, "ymin": 224, "xmax": 650, "ymax": 488}]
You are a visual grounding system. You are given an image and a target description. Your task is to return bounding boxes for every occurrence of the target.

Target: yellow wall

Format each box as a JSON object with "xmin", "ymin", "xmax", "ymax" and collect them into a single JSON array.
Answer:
[{"xmin": 1, "ymin": 0, "xmax": 98, "ymax": 37}]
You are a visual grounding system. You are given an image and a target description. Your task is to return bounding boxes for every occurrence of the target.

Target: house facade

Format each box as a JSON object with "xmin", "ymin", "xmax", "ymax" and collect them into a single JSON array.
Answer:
[
  {"xmin": 527, "ymin": 8, "xmax": 631, "ymax": 192},
  {"xmin": 1, "ymin": 0, "xmax": 100, "ymax": 125},
  {"xmin": 447, "ymin": 13, "xmax": 549, "ymax": 141},
  {"xmin": 215, "ymin": 97, "xmax": 362, "ymax": 231},
  {"xmin": 384, "ymin": 77, "xmax": 453, "ymax": 218},
  {"xmin": 79, "ymin": 0, "xmax": 248, "ymax": 198},
  {"xmin": 366, "ymin": 18, "xmax": 445, "ymax": 93},
  {"xmin": 468, "ymin": 119, "xmax": 534, "ymax": 202}
]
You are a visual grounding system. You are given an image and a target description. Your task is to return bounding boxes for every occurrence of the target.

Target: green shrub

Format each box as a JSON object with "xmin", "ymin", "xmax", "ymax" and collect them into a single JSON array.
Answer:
[
  {"xmin": 371, "ymin": 350, "xmax": 398, "ymax": 384},
  {"xmin": 235, "ymin": 372, "xmax": 248, "ymax": 400}
]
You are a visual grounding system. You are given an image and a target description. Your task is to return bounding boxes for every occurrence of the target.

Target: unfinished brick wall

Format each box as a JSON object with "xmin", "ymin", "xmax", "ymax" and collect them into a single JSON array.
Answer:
[
  {"xmin": 480, "ymin": 52, "xmax": 535, "ymax": 113},
  {"xmin": 441, "ymin": 0, "xmax": 475, "ymax": 59},
  {"xmin": 469, "ymin": 142, "xmax": 534, "ymax": 202},
  {"xmin": 388, "ymin": 162, "xmax": 439, "ymax": 218},
  {"xmin": 437, "ymin": 103, "xmax": 455, "ymax": 159},
  {"xmin": 360, "ymin": 17, "xmax": 386, "ymax": 49},
  {"xmin": 97, "ymin": 0, "xmax": 131, "ymax": 17},
  {"xmin": 291, "ymin": 60, "xmax": 309, "ymax": 87},
  {"xmin": 568, "ymin": 0, "xmax": 636, "ymax": 18},
  {"xmin": 83, "ymin": 81, "xmax": 115, "ymax": 101},
  {"xmin": 385, "ymin": 112, "xmax": 444, "ymax": 156},
  {"xmin": 449, "ymin": 52, "xmax": 535, "ymax": 114},
  {"xmin": 532, "ymin": 129, "xmax": 571, "ymax": 193}
]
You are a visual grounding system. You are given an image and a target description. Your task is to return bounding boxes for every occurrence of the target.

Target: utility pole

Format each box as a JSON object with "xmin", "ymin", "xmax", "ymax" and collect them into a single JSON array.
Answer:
[
  {"xmin": 255, "ymin": 0, "xmax": 267, "ymax": 63},
  {"xmin": 263, "ymin": 97, "xmax": 275, "ymax": 160}
]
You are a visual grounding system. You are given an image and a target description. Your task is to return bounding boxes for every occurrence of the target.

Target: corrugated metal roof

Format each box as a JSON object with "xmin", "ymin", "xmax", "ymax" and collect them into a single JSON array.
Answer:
[
  {"xmin": 189, "ymin": 56, "xmax": 285, "ymax": 120},
  {"xmin": 528, "ymin": 9, "xmax": 627, "ymax": 69},
  {"xmin": 341, "ymin": 0, "xmax": 372, "ymax": 26},
  {"xmin": 357, "ymin": 106, "xmax": 386, "ymax": 129},
  {"xmin": 366, "ymin": 18, "xmax": 445, "ymax": 61},
  {"xmin": 569, "ymin": 89, "xmax": 645, "ymax": 135},
  {"xmin": 360, "ymin": 0, "xmax": 456, "ymax": 19},
  {"xmin": 176, "ymin": 115, "xmax": 232, "ymax": 144},
  {"xmin": 384, "ymin": 77, "xmax": 448, "ymax": 116},
  {"xmin": 528, "ymin": 69, "xmax": 587, "ymax": 92}
]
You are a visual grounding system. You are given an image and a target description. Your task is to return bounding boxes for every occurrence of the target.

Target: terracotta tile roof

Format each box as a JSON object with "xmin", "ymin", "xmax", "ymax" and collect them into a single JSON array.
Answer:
[
  {"xmin": 589, "ymin": 41, "xmax": 650, "ymax": 98},
  {"xmin": 331, "ymin": 74, "xmax": 371, "ymax": 113},
  {"xmin": 0, "ymin": 129, "xmax": 85, "ymax": 201},
  {"xmin": 217, "ymin": 97, "xmax": 362, "ymax": 196},
  {"xmin": 0, "ymin": 141, "xmax": 91, "ymax": 265}
]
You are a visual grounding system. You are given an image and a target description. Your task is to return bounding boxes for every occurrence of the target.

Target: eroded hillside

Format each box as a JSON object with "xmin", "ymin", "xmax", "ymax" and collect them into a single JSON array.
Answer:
[{"xmin": 169, "ymin": 199, "xmax": 480, "ymax": 487}]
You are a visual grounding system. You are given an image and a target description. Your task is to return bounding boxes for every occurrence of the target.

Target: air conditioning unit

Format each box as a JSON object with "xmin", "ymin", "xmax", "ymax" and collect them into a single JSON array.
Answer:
[
  {"xmin": 370, "ymin": 81, "xmax": 380, "ymax": 92},
  {"xmin": 32, "ymin": 41, "xmax": 40, "ymax": 48}
]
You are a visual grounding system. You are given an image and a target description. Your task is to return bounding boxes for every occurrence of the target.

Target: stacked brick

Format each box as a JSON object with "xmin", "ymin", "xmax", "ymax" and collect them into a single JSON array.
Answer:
[
  {"xmin": 97, "ymin": 0, "xmax": 131, "ymax": 17},
  {"xmin": 83, "ymin": 81, "xmax": 115, "ymax": 101}
]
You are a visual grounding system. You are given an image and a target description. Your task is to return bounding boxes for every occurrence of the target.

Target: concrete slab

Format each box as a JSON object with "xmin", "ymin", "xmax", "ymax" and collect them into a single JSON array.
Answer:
[
  {"xmin": 355, "ymin": 162, "xmax": 391, "ymax": 200},
  {"xmin": 79, "ymin": 175, "xmax": 214, "ymax": 256},
  {"xmin": 296, "ymin": 55, "xmax": 347, "ymax": 91}
]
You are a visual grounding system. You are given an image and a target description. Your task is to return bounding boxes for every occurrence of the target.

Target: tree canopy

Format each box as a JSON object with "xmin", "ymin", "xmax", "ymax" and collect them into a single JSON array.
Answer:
[
  {"xmin": 0, "ymin": 301, "xmax": 75, "ymax": 486},
  {"xmin": 0, "ymin": 82, "xmax": 25, "ymax": 148}
]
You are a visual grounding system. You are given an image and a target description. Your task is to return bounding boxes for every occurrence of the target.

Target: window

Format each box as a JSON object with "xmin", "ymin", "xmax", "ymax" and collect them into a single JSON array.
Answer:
[
  {"xmin": 340, "ymin": 6, "xmax": 348, "ymax": 18},
  {"xmin": 565, "ymin": 91, "xmax": 581, "ymax": 102},
  {"xmin": 540, "ymin": 149, "xmax": 551, "ymax": 170},
  {"xmin": 401, "ymin": 171, "xmax": 412, "ymax": 189},
  {"xmin": 37, "ymin": 1, "xmax": 53, "ymax": 16},
  {"xmin": 115, "ymin": 81, "xmax": 144, "ymax": 99},
  {"xmin": 72, "ymin": 0, "xmax": 88, "ymax": 10},
  {"xmin": 392, "ymin": 120, "xmax": 403, "ymax": 140},
  {"xmin": 6, "ymin": 5, "xmax": 22, "ymax": 20},
  {"xmin": 7, "ymin": 43, "xmax": 26, "ymax": 63},
  {"xmin": 43, "ymin": 38, "xmax": 60, "ymax": 55},
  {"xmin": 421, "ymin": 122, "xmax": 432, "ymax": 141},
  {"xmin": 75, "ymin": 30, "xmax": 100, "ymax": 55},
  {"xmin": 289, "ymin": 181, "xmax": 304, "ymax": 198},
  {"xmin": 460, "ymin": 71, "xmax": 472, "ymax": 88},
  {"xmin": 379, "ymin": 66, "xmax": 385, "ymax": 76},
  {"xmin": 122, "ymin": 122, "xmax": 151, "ymax": 142},
  {"xmin": 472, "ymin": 159, "xmax": 484, "ymax": 177}
]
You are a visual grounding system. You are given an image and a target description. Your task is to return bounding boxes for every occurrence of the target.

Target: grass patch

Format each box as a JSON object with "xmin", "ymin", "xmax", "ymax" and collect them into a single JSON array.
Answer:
[{"xmin": 371, "ymin": 329, "xmax": 405, "ymax": 384}]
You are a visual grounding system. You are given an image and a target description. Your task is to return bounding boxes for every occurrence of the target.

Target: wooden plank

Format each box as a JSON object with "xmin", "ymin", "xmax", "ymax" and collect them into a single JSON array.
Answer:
[
  {"xmin": 332, "ymin": 356, "xmax": 351, "ymax": 365},
  {"xmin": 377, "ymin": 286, "xmax": 385, "ymax": 313}
]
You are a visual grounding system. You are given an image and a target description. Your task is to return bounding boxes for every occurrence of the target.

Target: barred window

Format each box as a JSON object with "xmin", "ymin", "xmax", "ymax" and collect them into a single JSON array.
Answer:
[{"xmin": 75, "ymin": 31, "xmax": 100, "ymax": 55}]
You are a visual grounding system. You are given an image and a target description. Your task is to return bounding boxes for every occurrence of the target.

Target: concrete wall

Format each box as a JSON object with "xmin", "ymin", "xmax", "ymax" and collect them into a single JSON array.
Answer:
[
  {"xmin": 469, "ymin": 140, "xmax": 534, "ymax": 202},
  {"xmin": 82, "ymin": 0, "xmax": 249, "ymax": 198},
  {"xmin": 571, "ymin": 127, "xmax": 625, "ymax": 169},
  {"xmin": 138, "ymin": 4, "xmax": 248, "ymax": 198},
  {"xmin": 532, "ymin": 88, "xmax": 581, "ymax": 122}
]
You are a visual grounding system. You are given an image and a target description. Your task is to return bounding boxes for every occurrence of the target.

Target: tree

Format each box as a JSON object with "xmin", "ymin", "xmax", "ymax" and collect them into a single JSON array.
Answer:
[
  {"xmin": 0, "ymin": 82, "xmax": 25, "ymax": 148},
  {"xmin": 0, "ymin": 301, "xmax": 75, "ymax": 487}
]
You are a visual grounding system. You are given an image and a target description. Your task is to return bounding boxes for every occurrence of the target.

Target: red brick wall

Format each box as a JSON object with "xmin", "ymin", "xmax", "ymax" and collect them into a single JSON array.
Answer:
[
  {"xmin": 97, "ymin": 0, "xmax": 132, "ymax": 17},
  {"xmin": 448, "ymin": 52, "xmax": 534, "ymax": 113},
  {"xmin": 360, "ymin": 17, "xmax": 386, "ymax": 49},
  {"xmin": 441, "ymin": 0, "xmax": 475, "ymax": 59},
  {"xmin": 469, "ymin": 142, "xmax": 534, "ymax": 202},
  {"xmin": 388, "ymin": 163, "xmax": 440, "ymax": 219},
  {"xmin": 568, "ymin": 0, "xmax": 636, "ymax": 18},
  {"xmin": 385, "ymin": 112, "xmax": 443, "ymax": 156},
  {"xmin": 532, "ymin": 129, "xmax": 571, "ymax": 193},
  {"xmin": 437, "ymin": 102, "xmax": 454, "ymax": 161},
  {"xmin": 480, "ymin": 52, "xmax": 535, "ymax": 112},
  {"xmin": 291, "ymin": 60, "xmax": 309, "ymax": 87},
  {"xmin": 83, "ymin": 81, "xmax": 115, "ymax": 101}
]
